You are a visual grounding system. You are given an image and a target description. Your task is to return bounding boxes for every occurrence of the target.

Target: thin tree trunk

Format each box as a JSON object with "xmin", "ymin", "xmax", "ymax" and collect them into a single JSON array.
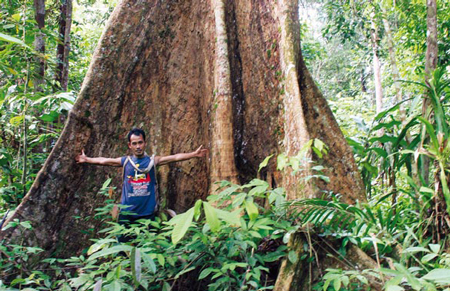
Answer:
[
  {"xmin": 380, "ymin": 8, "xmax": 403, "ymax": 112},
  {"xmin": 361, "ymin": 68, "xmax": 367, "ymax": 93},
  {"xmin": 424, "ymin": 0, "xmax": 438, "ymax": 80},
  {"xmin": 33, "ymin": 0, "xmax": 45, "ymax": 91},
  {"xmin": 55, "ymin": 0, "xmax": 72, "ymax": 91},
  {"xmin": 370, "ymin": 15, "xmax": 383, "ymax": 114},
  {"xmin": 420, "ymin": 0, "xmax": 438, "ymax": 185}
]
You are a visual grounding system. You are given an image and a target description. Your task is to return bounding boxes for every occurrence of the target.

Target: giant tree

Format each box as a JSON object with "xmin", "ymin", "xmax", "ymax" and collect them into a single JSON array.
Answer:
[{"xmin": 1, "ymin": 0, "xmax": 366, "ymax": 288}]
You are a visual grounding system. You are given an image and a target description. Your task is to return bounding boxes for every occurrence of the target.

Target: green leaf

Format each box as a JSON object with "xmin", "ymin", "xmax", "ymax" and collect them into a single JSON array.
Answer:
[
  {"xmin": 232, "ymin": 192, "xmax": 247, "ymax": 208},
  {"xmin": 115, "ymin": 264, "xmax": 121, "ymax": 279},
  {"xmin": 419, "ymin": 187, "xmax": 434, "ymax": 194},
  {"xmin": 243, "ymin": 179, "xmax": 269, "ymax": 188},
  {"xmin": 288, "ymin": 251, "xmax": 298, "ymax": 264},
  {"xmin": 131, "ymin": 247, "xmax": 141, "ymax": 287},
  {"xmin": 333, "ymin": 277, "xmax": 341, "ymax": 291},
  {"xmin": 394, "ymin": 263, "xmax": 421, "ymax": 290},
  {"xmin": 277, "ymin": 153, "xmax": 287, "ymax": 170},
  {"xmin": 386, "ymin": 285, "xmax": 404, "ymax": 291},
  {"xmin": 422, "ymin": 269, "xmax": 450, "ymax": 284},
  {"xmin": 102, "ymin": 178, "xmax": 112, "ymax": 189},
  {"xmin": 157, "ymin": 254, "xmax": 165, "ymax": 266},
  {"xmin": 248, "ymin": 230, "xmax": 262, "ymax": 238},
  {"xmin": 203, "ymin": 201, "xmax": 220, "ymax": 232},
  {"xmin": 93, "ymin": 279, "xmax": 102, "ymax": 291},
  {"xmin": 199, "ymin": 268, "xmax": 216, "ymax": 280},
  {"xmin": 39, "ymin": 111, "xmax": 59, "ymax": 122},
  {"xmin": 374, "ymin": 103, "xmax": 400, "ymax": 121},
  {"xmin": 110, "ymin": 280, "xmax": 122, "ymax": 291},
  {"xmin": 87, "ymin": 245, "xmax": 132, "ymax": 261},
  {"xmin": 341, "ymin": 275, "xmax": 349, "ymax": 287},
  {"xmin": 70, "ymin": 274, "xmax": 91, "ymax": 288},
  {"xmin": 12, "ymin": 13, "xmax": 21, "ymax": 22},
  {"xmin": 87, "ymin": 238, "xmax": 116, "ymax": 255},
  {"xmin": 10, "ymin": 278, "xmax": 25, "ymax": 286},
  {"xmin": 429, "ymin": 244, "xmax": 441, "ymax": 254},
  {"xmin": 174, "ymin": 266, "xmax": 196, "ymax": 279},
  {"xmin": 19, "ymin": 221, "xmax": 32, "ymax": 229},
  {"xmin": 9, "ymin": 115, "xmax": 24, "ymax": 126},
  {"xmin": 313, "ymin": 139, "xmax": 327, "ymax": 153},
  {"xmin": 215, "ymin": 208, "xmax": 241, "ymax": 226},
  {"xmin": 417, "ymin": 116, "xmax": 439, "ymax": 150},
  {"xmin": 217, "ymin": 184, "xmax": 240, "ymax": 197},
  {"xmin": 248, "ymin": 185, "xmax": 268, "ymax": 197},
  {"xmin": 0, "ymin": 32, "xmax": 30, "ymax": 49},
  {"xmin": 171, "ymin": 207, "xmax": 194, "ymax": 244},
  {"xmin": 421, "ymin": 253, "xmax": 438, "ymax": 263},
  {"xmin": 194, "ymin": 199, "xmax": 203, "ymax": 220},
  {"xmin": 142, "ymin": 252, "xmax": 156, "ymax": 273},
  {"xmin": 368, "ymin": 147, "xmax": 388, "ymax": 158},
  {"xmin": 258, "ymin": 154, "xmax": 273, "ymax": 172},
  {"xmin": 403, "ymin": 246, "xmax": 430, "ymax": 254},
  {"xmin": 245, "ymin": 200, "xmax": 259, "ymax": 221}
]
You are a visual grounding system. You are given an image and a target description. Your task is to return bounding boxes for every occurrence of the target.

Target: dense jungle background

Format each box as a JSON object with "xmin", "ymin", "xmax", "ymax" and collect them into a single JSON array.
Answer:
[{"xmin": 1, "ymin": 0, "xmax": 450, "ymax": 290}]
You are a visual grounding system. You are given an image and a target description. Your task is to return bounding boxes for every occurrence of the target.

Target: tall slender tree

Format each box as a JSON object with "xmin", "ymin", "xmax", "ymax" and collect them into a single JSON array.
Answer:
[
  {"xmin": 33, "ymin": 0, "xmax": 46, "ymax": 91},
  {"xmin": 55, "ymin": 0, "xmax": 72, "ymax": 91},
  {"xmin": 370, "ymin": 12, "xmax": 383, "ymax": 114},
  {"xmin": 420, "ymin": 0, "xmax": 438, "ymax": 185}
]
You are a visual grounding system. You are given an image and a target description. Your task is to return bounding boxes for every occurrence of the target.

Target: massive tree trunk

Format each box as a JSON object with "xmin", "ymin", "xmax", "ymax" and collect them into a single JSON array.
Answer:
[{"xmin": 0, "ymin": 0, "xmax": 365, "ymax": 284}]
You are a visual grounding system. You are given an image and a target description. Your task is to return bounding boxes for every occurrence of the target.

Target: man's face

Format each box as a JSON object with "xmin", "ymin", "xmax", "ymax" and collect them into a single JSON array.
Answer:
[{"xmin": 128, "ymin": 134, "xmax": 146, "ymax": 158}]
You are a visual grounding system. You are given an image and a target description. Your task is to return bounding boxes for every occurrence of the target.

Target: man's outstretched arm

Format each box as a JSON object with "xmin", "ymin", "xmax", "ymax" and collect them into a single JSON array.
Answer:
[
  {"xmin": 75, "ymin": 150, "xmax": 122, "ymax": 167},
  {"xmin": 155, "ymin": 145, "xmax": 208, "ymax": 166}
]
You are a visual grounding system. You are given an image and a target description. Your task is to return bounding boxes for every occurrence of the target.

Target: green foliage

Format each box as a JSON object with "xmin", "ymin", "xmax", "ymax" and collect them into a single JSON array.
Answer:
[
  {"xmin": 289, "ymin": 198, "xmax": 407, "ymax": 240},
  {"xmin": 320, "ymin": 268, "xmax": 379, "ymax": 291},
  {"xmin": 0, "ymin": 178, "xmax": 293, "ymax": 291},
  {"xmin": 0, "ymin": 0, "xmax": 112, "ymax": 215}
]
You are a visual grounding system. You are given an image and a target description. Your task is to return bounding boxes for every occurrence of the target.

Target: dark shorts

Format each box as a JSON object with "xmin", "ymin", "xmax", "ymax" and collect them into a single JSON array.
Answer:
[{"xmin": 117, "ymin": 213, "xmax": 155, "ymax": 243}]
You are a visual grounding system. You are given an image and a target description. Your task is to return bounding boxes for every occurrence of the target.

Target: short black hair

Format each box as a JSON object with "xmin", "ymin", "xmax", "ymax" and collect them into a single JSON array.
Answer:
[{"xmin": 128, "ymin": 128, "xmax": 146, "ymax": 142}]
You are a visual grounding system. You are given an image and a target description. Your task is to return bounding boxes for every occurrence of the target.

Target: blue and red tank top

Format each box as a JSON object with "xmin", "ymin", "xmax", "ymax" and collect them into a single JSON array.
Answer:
[{"xmin": 120, "ymin": 155, "xmax": 157, "ymax": 217}]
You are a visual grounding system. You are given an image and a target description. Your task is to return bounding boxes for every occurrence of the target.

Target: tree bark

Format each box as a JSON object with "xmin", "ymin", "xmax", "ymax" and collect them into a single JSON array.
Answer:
[
  {"xmin": 370, "ymin": 14, "xmax": 383, "ymax": 114},
  {"xmin": 380, "ymin": 8, "xmax": 403, "ymax": 109},
  {"xmin": 210, "ymin": 0, "xmax": 239, "ymax": 188},
  {"xmin": 424, "ymin": 0, "xmax": 438, "ymax": 80},
  {"xmin": 33, "ymin": 0, "xmax": 45, "ymax": 91},
  {"xmin": 420, "ymin": 0, "xmax": 438, "ymax": 185},
  {"xmin": 55, "ymin": 0, "xmax": 72, "ymax": 91},
  {"xmin": 0, "ymin": 0, "xmax": 365, "ymax": 282}
]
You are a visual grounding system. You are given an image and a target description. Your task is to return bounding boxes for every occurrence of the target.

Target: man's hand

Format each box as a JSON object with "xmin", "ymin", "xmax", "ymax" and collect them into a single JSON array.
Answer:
[
  {"xmin": 75, "ymin": 150, "xmax": 88, "ymax": 164},
  {"xmin": 193, "ymin": 145, "xmax": 208, "ymax": 158}
]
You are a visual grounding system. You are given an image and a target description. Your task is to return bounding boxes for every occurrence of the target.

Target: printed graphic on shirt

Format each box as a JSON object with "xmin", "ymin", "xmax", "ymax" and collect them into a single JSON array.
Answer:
[{"xmin": 128, "ymin": 169, "xmax": 152, "ymax": 197}]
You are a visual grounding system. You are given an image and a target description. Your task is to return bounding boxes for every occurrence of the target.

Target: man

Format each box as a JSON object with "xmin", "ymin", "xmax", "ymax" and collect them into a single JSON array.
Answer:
[{"xmin": 75, "ymin": 128, "xmax": 208, "ymax": 242}]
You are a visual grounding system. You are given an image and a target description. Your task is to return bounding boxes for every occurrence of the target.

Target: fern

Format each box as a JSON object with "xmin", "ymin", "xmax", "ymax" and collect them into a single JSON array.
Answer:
[{"xmin": 288, "ymin": 199, "xmax": 403, "ymax": 238}]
